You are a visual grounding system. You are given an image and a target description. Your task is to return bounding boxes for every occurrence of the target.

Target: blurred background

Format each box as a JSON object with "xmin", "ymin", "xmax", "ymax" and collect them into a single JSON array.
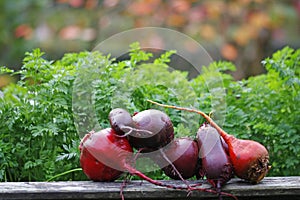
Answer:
[{"xmin": 0, "ymin": 0, "xmax": 299, "ymax": 84}]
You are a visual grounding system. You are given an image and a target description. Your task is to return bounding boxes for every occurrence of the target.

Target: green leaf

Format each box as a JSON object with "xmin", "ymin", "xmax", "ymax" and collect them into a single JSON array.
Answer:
[
  {"xmin": 0, "ymin": 66, "xmax": 14, "ymax": 74},
  {"xmin": 129, "ymin": 42, "xmax": 153, "ymax": 67},
  {"xmin": 1, "ymin": 44, "xmax": 299, "ymax": 181},
  {"xmin": 154, "ymin": 50, "xmax": 176, "ymax": 65}
]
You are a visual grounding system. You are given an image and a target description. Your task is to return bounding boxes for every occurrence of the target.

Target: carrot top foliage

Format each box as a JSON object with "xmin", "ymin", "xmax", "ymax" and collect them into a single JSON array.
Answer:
[{"xmin": 0, "ymin": 44, "xmax": 299, "ymax": 181}]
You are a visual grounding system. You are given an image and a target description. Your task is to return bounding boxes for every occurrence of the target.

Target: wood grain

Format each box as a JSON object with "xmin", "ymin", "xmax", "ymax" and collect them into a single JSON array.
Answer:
[{"xmin": 0, "ymin": 177, "xmax": 299, "ymax": 200}]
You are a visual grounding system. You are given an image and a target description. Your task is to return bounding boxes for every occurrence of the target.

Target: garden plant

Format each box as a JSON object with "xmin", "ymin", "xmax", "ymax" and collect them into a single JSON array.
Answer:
[{"xmin": 0, "ymin": 43, "xmax": 299, "ymax": 183}]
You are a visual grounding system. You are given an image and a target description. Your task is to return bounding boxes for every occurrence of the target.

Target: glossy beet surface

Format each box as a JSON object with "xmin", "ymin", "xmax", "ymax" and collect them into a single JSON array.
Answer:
[
  {"xmin": 162, "ymin": 137, "xmax": 199, "ymax": 179},
  {"xmin": 109, "ymin": 108, "xmax": 135, "ymax": 135},
  {"xmin": 128, "ymin": 109, "xmax": 174, "ymax": 151},
  {"xmin": 79, "ymin": 128, "xmax": 133, "ymax": 181},
  {"xmin": 197, "ymin": 124, "xmax": 233, "ymax": 188},
  {"xmin": 225, "ymin": 136, "xmax": 270, "ymax": 183}
]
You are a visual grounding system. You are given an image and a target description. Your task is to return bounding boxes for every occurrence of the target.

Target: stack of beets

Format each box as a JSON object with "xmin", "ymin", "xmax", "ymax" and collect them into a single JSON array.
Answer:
[{"xmin": 79, "ymin": 101, "xmax": 271, "ymax": 200}]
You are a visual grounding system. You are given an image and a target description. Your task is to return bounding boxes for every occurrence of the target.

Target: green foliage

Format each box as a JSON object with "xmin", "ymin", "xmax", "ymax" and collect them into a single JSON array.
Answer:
[
  {"xmin": 0, "ymin": 44, "xmax": 299, "ymax": 182},
  {"xmin": 0, "ymin": 66, "xmax": 14, "ymax": 74},
  {"xmin": 0, "ymin": 49, "xmax": 85, "ymax": 181},
  {"xmin": 220, "ymin": 47, "xmax": 299, "ymax": 176},
  {"xmin": 190, "ymin": 61, "xmax": 236, "ymax": 126},
  {"xmin": 262, "ymin": 47, "xmax": 300, "ymax": 89},
  {"xmin": 128, "ymin": 42, "xmax": 153, "ymax": 67},
  {"xmin": 0, "ymin": 43, "xmax": 194, "ymax": 181},
  {"xmin": 154, "ymin": 50, "xmax": 177, "ymax": 65}
]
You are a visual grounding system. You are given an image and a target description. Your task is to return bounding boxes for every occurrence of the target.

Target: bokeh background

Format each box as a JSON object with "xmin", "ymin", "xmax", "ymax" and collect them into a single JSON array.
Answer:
[{"xmin": 0, "ymin": 0, "xmax": 299, "ymax": 83}]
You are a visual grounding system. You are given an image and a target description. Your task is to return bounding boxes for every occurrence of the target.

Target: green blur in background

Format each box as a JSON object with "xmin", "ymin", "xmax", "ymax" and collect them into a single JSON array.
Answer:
[{"xmin": 0, "ymin": 0, "xmax": 299, "ymax": 83}]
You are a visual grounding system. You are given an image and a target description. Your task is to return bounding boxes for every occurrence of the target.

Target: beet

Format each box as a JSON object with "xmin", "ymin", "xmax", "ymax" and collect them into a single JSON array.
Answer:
[
  {"xmin": 128, "ymin": 109, "xmax": 174, "ymax": 151},
  {"xmin": 80, "ymin": 128, "xmax": 209, "ymax": 192},
  {"xmin": 161, "ymin": 137, "xmax": 199, "ymax": 180},
  {"xmin": 148, "ymin": 100, "xmax": 271, "ymax": 184},
  {"xmin": 80, "ymin": 128, "xmax": 237, "ymax": 199},
  {"xmin": 197, "ymin": 114, "xmax": 270, "ymax": 183},
  {"xmin": 222, "ymin": 135, "xmax": 270, "ymax": 183},
  {"xmin": 79, "ymin": 129, "xmax": 134, "ymax": 176},
  {"xmin": 109, "ymin": 108, "xmax": 135, "ymax": 135},
  {"xmin": 197, "ymin": 123, "xmax": 233, "ymax": 191},
  {"xmin": 79, "ymin": 131, "xmax": 124, "ymax": 181}
]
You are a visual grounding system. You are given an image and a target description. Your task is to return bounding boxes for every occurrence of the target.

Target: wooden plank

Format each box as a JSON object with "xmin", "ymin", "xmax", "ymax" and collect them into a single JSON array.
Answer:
[{"xmin": 0, "ymin": 177, "xmax": 299, "ymax": 200}]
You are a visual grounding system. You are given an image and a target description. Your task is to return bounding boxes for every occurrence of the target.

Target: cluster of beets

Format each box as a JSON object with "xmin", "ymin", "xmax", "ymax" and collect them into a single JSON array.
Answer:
[{"xmin": 79, "ymin": 101, "xmax": 271, "ymax": 200}]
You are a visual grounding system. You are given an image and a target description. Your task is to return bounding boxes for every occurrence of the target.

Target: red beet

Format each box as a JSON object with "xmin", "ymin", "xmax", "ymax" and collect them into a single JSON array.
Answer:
[
  {"xmin": 80, "ymin": 128, "xmax": 206, "ymax": 191},
  {"xmin": 197, "ymin": 123, "xmax": 233, "ymax": 195},
  {"xmin": 126, "ymin": 109, "xmax": 190, "ymax": 184},
  {"xmin": 79, "ymin": 129, "xmax": 133, "ymax": 181},
  {"xmin": 109, "ymin": 108, "xmax": 135, "ymax": 136},
  {"xmin": 128, "ymin": 109, "xmax": 174, "ymax": 151},
  {"xmin": 148, "ymin": 100, "xmax": 271, "ymax": 184},
  {"xmin": 80, "ymin": 128, "xmax": 237, "ymax": 199},
  {"xmin": 161, "ymin": 137, "xmax": 199, "ymax": 180},
  {"xmin": 79, "ymin": 131, "xmax": 124, "ymax": 181}
]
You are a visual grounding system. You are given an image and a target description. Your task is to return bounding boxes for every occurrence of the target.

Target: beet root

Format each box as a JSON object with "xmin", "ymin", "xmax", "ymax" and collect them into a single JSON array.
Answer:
[
  {"xmin": 128, "ymin": 109, "xmax": 174, "ymax": 151},
  {"xmin": 79, "ymin": 131, "xmax": 124, "ymax": 181},
  {"xmin": 80, "ymin": 128, "xmax": 237, "ymax": 199},
  {"xmin": 79, "ymin": 128, "xmax": 134, "ymax": 180},
  {"xmin": 197, "ymin": 123, "xmax": 233, "ymax": 190},
  {"xmin": 160, "ymin": 137, "xmax": 199, "ymax": 180},
  {"xmin": 225, "ymin": 135, "xmax": 270, "ymax": 183},
  {"xmin": 148, "ymin": 100, "xmax": 271, "ymax": 184},
  {"xmin": 80, "ymin": 129, "xmax": 215, "ymax": 191},
  {"xmin": 109, "ymin": 108, "xmax": 136, "ymax": 136}
]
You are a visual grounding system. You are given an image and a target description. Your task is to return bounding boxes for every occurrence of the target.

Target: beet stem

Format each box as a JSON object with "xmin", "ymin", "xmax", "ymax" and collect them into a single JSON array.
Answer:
[
  {"xmin": 133, "ymin": 148, "xmax": 144, "ymax": 162},
  {"xmin": 119, "ymin": 125, "xmax": 154, "ymax": 137},
  {"xmin": 125, "ymin": 162, "xmax": 238, "ymax": 200},
  {"xmin": 123, "ymin": 163, "xmax": 220, "ymax": 194},
  {"xmin": 120, "ymin": 173, "xmax": 130, "ymax": 200},
  {"xmin": 217, "ymin": 181, "xmax": 223, "ymax": 200}
]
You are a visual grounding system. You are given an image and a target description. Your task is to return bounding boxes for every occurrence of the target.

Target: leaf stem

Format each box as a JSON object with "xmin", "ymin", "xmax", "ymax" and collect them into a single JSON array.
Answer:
[
  {"xmin": 146, "ymin": 99, "xmax": 228, "ymax": 137},
  {"xmin": 46, "ymin": 168, "xmax": 82, "ymax": 182}
]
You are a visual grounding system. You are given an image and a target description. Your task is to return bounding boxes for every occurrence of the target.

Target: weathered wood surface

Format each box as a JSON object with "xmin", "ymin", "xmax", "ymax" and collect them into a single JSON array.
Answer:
[{"xmin": 0, "ymin": 177, "xmax": 299, "ymax": 200}]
